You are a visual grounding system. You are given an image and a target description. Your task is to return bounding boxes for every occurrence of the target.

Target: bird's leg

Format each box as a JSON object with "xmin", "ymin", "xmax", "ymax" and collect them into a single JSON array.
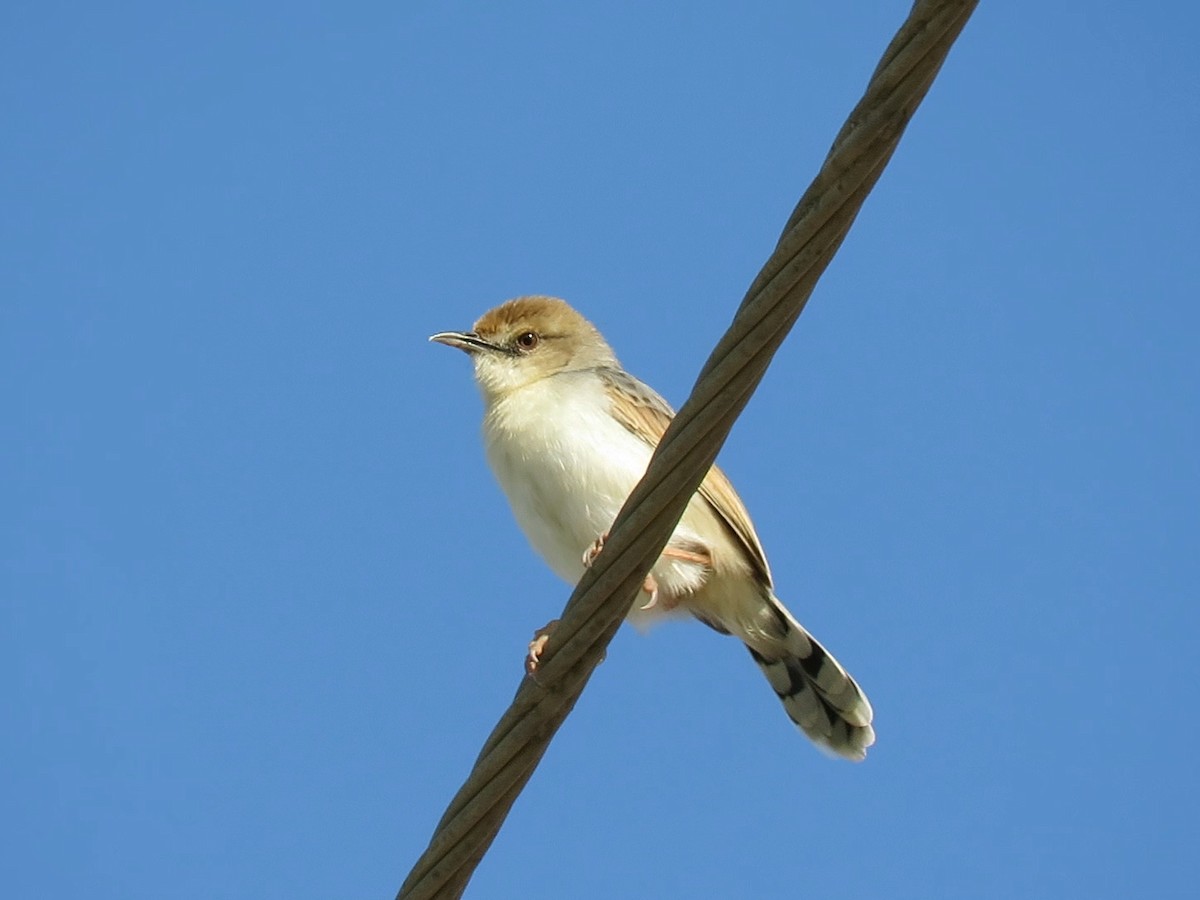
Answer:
[
  {"xmin": 583, "ymin": 534, "xmax": 711, "ymax": 612},
  {"xmin": 640, "ymin": 545, "xmax": 711, "ymax": 610},
  {"xmin": 525, "ymin": 618, "xmax": 560, "ymax": 678},
  {"xmin": 661, "ymin": 544, "xmax": 712, "ymax": 567},
  {"xmin": 582, "ymin": 531, "xmax": 661, "ymax": 607}
]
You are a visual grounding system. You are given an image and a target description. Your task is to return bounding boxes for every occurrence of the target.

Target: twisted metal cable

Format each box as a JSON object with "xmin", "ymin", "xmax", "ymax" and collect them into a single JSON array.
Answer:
[{"xmin": 398, "ymin": 3, "xmax": 979, "ymax": 896}]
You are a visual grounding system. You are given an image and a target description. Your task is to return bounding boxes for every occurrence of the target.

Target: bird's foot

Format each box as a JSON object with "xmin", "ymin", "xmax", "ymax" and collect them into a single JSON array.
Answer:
[
  {"xmin": 584, "ymin": 534, "xmax": 706, "ymax": 612},
  {"xmin": 581, "ymin": 532, "xmax": 609, "ymax": 568},
  {"xmin": 585, "ymin": 532, "xmax": 661, "ymax": 609},
  {"xmin": 639, "ymin": 545, "xmax": 709, "ymax": 611},
  {"xmin": 525, "ymin": 619, "xmax": 560, "ymax": 679}
]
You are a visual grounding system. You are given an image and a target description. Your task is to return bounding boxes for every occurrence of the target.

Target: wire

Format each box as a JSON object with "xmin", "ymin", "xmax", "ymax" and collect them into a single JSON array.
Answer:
[{"xmin": 398, "ymin": 2, "xmax": 979, "ymax": 896}]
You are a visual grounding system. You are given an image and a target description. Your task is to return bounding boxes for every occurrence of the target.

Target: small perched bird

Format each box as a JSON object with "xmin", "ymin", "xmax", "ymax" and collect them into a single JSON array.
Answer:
[{"xmin": 431, "ymin": 296, "xmax": 874, "ymax": 760}]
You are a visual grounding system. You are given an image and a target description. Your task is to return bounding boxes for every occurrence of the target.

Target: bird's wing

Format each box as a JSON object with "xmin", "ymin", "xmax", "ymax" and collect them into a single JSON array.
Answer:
[{"xmin": 598, "ymin": 367, "xmax": 773, "ymax": 588}]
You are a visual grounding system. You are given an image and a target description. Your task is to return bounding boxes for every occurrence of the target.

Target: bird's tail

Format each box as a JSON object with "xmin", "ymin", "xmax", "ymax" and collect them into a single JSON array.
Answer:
[{"xmin": 745, "ymin": 595, "xmax": 875, "ymax": 761}]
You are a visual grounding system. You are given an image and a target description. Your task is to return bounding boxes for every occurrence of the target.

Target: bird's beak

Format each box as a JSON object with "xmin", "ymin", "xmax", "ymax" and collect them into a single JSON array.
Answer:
[{"xmin": 428, "ymin": 330, "xmax": 497, "ymax": 355}]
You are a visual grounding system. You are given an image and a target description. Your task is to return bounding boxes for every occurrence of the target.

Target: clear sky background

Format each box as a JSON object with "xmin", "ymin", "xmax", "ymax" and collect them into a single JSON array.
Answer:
[{"xmin": 4, "ymin": 2, "xmax": 1198, "ymax": 898}]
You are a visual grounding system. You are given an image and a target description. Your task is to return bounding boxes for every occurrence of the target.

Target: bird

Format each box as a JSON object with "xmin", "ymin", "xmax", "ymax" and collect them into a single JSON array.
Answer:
[{"xmin": 430, "ymin": 296, "xmax": 874, "ymax": 760}]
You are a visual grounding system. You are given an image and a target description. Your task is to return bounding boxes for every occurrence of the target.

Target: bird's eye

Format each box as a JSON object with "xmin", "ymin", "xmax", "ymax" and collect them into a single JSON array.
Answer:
[{"xmin": 515, "ymin": 331, "xmax": 539, "ymax": 351}]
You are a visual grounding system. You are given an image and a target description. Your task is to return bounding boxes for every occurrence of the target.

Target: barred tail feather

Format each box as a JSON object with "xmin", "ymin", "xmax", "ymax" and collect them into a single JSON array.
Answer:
[{"xmin": 748, "ymin": 596, "xmax": 875, "ymax": 760}]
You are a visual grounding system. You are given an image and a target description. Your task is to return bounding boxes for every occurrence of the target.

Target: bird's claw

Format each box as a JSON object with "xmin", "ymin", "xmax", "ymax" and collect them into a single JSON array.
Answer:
[
  {"xmin": 581, "ymin": 533, "xmax": 608, "ymax": 568},
  {"xmin": 525, "ymin": 619, "xmax": 560, "ymax": 679},
  {"xmin": 639, "ymin": 573, "xmax": 660, "ymax": 609}
]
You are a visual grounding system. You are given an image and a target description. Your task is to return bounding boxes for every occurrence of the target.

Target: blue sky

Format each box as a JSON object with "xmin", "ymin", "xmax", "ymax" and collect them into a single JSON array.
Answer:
[{"xmin": 4, "ymin": 2, "xmax": 1198, "ymax": 898}]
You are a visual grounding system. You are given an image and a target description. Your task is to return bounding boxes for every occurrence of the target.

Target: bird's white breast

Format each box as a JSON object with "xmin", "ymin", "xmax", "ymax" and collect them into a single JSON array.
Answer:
[{"xmin": 482, "ymin": 371, "xmax": 656, "ymax": 585}]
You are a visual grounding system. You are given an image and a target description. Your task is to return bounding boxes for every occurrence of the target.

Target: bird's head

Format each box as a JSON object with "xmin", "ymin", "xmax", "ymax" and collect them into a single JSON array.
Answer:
[{"xmin": 430, "ymin": 296, "xmax": 617, "ymax": 400}]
